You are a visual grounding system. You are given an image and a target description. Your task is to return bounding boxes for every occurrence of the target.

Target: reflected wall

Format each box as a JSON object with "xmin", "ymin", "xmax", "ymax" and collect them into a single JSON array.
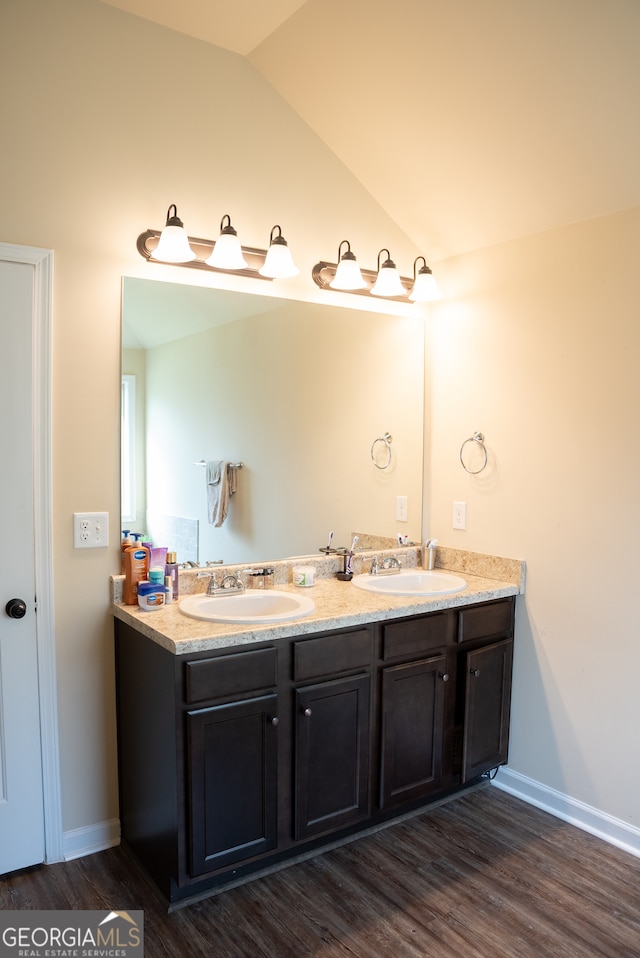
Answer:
[{"xmin": 122, "ymin": 279, "xmax": 425, "ymax": 564}]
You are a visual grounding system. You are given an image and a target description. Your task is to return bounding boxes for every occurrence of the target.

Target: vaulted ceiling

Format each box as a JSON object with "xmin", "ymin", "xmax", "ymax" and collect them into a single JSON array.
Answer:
[{"xmin": 102, "ymin": 0, "xmax": 640, "ymax": 261}]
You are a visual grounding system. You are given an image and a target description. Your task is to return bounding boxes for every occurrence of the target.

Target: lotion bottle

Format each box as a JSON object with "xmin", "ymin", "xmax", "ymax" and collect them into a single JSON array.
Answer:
[{"xmin": 123, "ymin": 544, "xmax": 149, "ymax": 605}]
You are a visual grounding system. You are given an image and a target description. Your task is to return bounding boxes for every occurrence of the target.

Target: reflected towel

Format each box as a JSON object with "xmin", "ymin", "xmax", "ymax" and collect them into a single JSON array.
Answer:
[{"xmin": 206, "ymin": 460, "xmax": 237, "ymax": 526}]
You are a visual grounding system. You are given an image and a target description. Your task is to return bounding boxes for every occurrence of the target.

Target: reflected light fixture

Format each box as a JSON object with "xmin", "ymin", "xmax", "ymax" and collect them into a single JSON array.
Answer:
[
  {"xmin": 370, "ymin": 249, "xmax": 405, "ymax": 298},
  {"xmin": 259, "ymin": 225, "xmax": 300, "ymax": 278},
  {"xmin": 205, "ymin": 214, "xmax": 248, "ymax": 270},
  {"xmin": 150, "ymin": 205, "xmax": 196, "ymax": 264},
  {"xmin": 409, "ymin": 256, "xmax": 442, "ymax": 302},
  {"xmin": 329, "ymin": 240, "xmax": 367, "ymax": 290}
]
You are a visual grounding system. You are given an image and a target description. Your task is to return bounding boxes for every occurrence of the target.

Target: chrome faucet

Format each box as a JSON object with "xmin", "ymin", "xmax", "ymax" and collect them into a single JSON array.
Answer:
[
  {"xmin": 370, "ymin": 554, "xmax": 401, "ymax": 575},
  {"xmin": 423, "ymin": 539, "xmax": 438, "ymax": 571},
  {"xmin": 206, "ymin": 572, "xmax": 244, "ymax": 596}
]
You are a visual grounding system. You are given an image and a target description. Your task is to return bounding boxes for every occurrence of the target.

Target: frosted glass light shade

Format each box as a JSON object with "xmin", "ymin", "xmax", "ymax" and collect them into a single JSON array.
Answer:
[
  {"xmin": 152, "ymin": 226, "xmax": 197, "ymax": 263},
  {"xmin": 206, "ymin": 215, "xmax": 248, "ymax": 270},
  {"xmin": 151, "ymin": 205, "xmax": 196, "ymax": 263},
  {"xmin": 259, "ymin": 227, "xmax": 299, "ymax": 278},
  {"xmin": 330, "ymin": 258, "xmax": 367, "ymax": 289},
  {"xmin": 370, "ymin": 263, "xmax": 405, "ymax": 297},
  {"xmin": 206, "ymin": 231, "xmax": 248, "ymax": 270},
  {"xmin": 409, "ymin": 269, "xmax": 442, "ymax": 301}
]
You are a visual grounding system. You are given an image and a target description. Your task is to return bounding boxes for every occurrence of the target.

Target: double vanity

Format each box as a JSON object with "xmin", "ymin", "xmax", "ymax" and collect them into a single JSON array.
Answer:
[{"xmin": 112, "ymin": 546, "xmax": 524, "ymax": 906}]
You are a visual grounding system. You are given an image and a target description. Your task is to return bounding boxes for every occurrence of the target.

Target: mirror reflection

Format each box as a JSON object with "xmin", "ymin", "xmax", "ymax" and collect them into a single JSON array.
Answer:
[{"xmin": 122, "ymin": 278, "xmax": 425, "ymax": 565}]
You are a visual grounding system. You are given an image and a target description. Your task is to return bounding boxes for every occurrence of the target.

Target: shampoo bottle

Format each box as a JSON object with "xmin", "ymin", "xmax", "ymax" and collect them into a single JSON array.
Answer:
[{"xmin": 123, "ymin": 544, "xmax": 149, "ymax": 605}]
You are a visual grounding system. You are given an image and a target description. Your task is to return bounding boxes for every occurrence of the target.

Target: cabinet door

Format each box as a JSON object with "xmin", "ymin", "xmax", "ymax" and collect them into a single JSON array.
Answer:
[
  {"xmin": 380, "ymin": 655, "xmax": 448, "ymax": 809},
  {"xmin": 187, "ymin": 693, "xmax": 279, "ymax": 877},
  {"xmin": 462, "ymin": 638, "xmax": 513, "ymax": 782},
  {"xmin": 294, "ymin": 674, "xmax": 370, "ymax": 841}
]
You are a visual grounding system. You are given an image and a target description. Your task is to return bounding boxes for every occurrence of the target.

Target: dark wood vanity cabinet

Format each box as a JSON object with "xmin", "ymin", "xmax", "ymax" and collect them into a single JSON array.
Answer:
[
  {"xmin": 292, "ymin": 628, "xmax": 373, "ymax": 839},
  {"xmin": 378, "ymin": 611, "xmax": 454, "ymax": 809},
  {"xmin": 379, "ymin": 654, "xmax": 448, "ymax": 808},
  {"xmin": 187, "ymin": 693, "xmax": 279, "ymax": 876},
  {"xmin": 114, "ymin": 596, "xmax": 515, "ymax": 904},
  {"xmin": 456, "ymin": 599, "xmax": 515, "ymax": 783},
  {"xmin": 460, "ymin": 638, "xmax": 513, "ymax": 782},
  {"xmin": 183, "ymin": 647, "xmax": 280, "ymax": 876},
  {"xmin": 294, "ymin": 674, "xmax": 371, "ymax": 839}
]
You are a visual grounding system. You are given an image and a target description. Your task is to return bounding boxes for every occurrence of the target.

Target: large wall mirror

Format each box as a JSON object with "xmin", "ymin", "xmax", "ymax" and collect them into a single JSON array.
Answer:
[{"xmin": 122, "ymin": 277, "xmax": 425, "ymax": 565}]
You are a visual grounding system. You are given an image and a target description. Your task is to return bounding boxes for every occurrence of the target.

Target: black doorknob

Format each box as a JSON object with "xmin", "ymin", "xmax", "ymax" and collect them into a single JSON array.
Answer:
[{"xmin": 5, "ymin": 598, "xmax": 27, "ymax": 619}]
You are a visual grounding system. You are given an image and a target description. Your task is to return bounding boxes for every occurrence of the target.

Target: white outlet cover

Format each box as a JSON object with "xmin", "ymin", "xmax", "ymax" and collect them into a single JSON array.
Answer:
[
  {"xmin": 452, "ymin": 500, "xmax": 467, "ymax": 530},
  {"xmin": 73, "ymin": 512, "xmax": 109, "ymax": 548}
]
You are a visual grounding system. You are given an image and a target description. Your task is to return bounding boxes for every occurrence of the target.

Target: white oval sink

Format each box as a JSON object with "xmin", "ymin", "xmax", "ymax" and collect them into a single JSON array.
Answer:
[
  {"xmin": 178, "ymin": 590, "xmax": 316, "ymax": 624},
  {"xmin": 352, "ymin": 569, "xmax": 467, "ymax": 596}
]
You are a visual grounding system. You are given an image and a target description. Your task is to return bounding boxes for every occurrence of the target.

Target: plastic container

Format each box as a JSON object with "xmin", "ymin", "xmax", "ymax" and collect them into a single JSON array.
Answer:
[
  {"xmin": 166, "ymin": 551, "xmax": 179, "ymax": 600},
  {"xmin": 164, "ymin": 575, "xmax": 173, "ymax": 605},
  {"xmin": 123, "ymin": 545, "xmax": 149, "ymax": 605},
  {"xmin": 120, "ymin": 530, "xmax": 133, "ymax": 574},
  {"xmin": 148, "ymin": 568, "xmax": 165, "ymax": 586},
  {"xmin": 293, "ymin": 565, "xmax": 316, "ymax": 587},
  {"xmin": 137, "ymin": 581, "xmax": 165, "ymax": 611}
]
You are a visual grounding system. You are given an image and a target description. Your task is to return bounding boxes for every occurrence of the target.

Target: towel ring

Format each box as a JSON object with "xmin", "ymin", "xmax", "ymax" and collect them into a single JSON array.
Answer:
[
  {"xmin": 460, "ymin": 431, "xmax": 488, "ymax": 474},
  {"xmin": 371, "ymin": 432, "xmax": 392, "ymax": 470}
]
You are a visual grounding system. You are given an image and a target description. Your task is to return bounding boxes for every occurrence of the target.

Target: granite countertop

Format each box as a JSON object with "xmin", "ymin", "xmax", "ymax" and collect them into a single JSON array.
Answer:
[{"xmin": 111, "ymin": 547, "xmax": 525, "ymax": 655}]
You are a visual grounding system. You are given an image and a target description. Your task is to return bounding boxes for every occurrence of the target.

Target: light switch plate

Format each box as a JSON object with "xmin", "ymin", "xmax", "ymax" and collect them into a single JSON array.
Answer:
[{"xmin": 73, "ymin": 512, "xmax": 109, "ymax": 548}]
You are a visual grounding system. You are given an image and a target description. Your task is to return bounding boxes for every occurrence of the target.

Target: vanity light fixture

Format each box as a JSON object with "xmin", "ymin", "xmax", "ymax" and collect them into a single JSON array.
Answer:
[
  {"xmin": 329, "ymin": 240, "xmax": 367, "ymax": 290},
  {"xmin": 205, "ymin": 214, "xmax": 248, "ymax": 270},
  {"xmin": 150, "ymin": 205, "xmax": 197, "ymax": 264},
  {"xmin": 370, "ymin": 249, "xmax": 405, "ymax": 298},
  {"xmin": 137, "ymin": 205, "xmax": 299, "ymax": 282},
  {"xmin": 259, "ymin": 225, "xmax": 300, "ymax": 278},
  {"xmin": 409, "ymin": 256, "xmax": 442, "ymax": 302},
  {"xmin": 312, "ymin": 244, "xmax": 441, "ymax": 302}
]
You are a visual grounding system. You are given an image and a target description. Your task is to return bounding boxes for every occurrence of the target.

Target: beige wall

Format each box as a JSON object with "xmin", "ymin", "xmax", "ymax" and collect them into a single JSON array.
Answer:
[
  {"xmin": 142, "ymin": 304, "xmax": 424, "ymax": 564},
  {"xmin": 429, "ymin": 207, "xmax": 640, "ymax": 825},
  {"xmin": 0, "ymin": 0, "xmax": 421, "ymax": 836}
]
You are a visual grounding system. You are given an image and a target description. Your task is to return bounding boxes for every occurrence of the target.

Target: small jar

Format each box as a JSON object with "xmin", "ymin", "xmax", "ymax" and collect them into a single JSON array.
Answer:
[
  {"xmin": 137, "ymin": 580, "xmax": 165, "ymax": 611},
  {"xmin": 293, "ymin": 565, "xmax": 316, "ymax": 587}
]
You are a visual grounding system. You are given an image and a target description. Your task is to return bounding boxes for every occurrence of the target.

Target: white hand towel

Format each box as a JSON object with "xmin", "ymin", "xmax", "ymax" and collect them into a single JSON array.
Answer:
[{"xmin": 206, "ymin": 460, "xmax": 230, "ymax": 527}]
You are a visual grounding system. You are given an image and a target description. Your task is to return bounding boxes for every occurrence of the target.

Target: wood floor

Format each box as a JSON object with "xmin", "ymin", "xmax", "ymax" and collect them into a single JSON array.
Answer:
[{"xmin": 2, "ymin": 787, "xmax": 639, "ymax": 958}]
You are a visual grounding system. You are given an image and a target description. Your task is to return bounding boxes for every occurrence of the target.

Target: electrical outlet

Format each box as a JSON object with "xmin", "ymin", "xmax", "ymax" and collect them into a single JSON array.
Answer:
[
  {"xmin": 73, "ymin": 512, "xmax": 109, "ymax": 548},
  {"xmin": 396, "ymin": 495, "xmax": 408, "ymax": 522},
  {"xmin": 452, "ymin": 500, "xmax": 467, "ymax": 530}
]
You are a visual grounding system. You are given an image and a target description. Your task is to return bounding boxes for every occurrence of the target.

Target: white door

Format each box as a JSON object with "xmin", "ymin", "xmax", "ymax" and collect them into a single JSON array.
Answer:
[{"xmin": 0, "ymin": 248, "xmax": 58, "ymax": 872}]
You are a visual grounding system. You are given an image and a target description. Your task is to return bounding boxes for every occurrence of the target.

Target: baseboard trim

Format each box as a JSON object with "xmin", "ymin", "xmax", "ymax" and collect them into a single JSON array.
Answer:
[
  {"xmin": 63, "ymin": 819, "xmax": 121, "ymax": 861},
  {"xmin": 492, "ymin": 767, "xmax": 640, "ymax": 859}
]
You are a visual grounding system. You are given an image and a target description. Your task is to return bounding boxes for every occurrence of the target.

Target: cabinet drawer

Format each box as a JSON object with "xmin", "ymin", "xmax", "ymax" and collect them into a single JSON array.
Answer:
[
  {"xmin": 457, "ymin": 599, "xmax": 514, "ymax": 644},
  {"xmin": 293, "ymin": 628, "xmax": 372, "ymax": 681},
  {"xmin": 382, "ymin": 612, "xmax": 451, "ymax": 661},
  {"xmin": 185, "ymin": 647, "xmax": 278, "ymax": 704}
]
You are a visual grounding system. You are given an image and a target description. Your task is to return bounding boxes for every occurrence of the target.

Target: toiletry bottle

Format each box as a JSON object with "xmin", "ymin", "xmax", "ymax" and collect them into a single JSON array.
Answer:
[
  {"xmin": 148, "ymin": 546, "xmax": 167, "ymax": 588},
  {"xmin": 120, "ymin": 530, "xmax": 133, "ymax": 573},
  {"xmin": 166, "ymin": 551, "xmax": 179, "ymax": 600},
  {"xmin": 123, "ymin": 544, "xmax": 149, "ymax": 605},
  {"xmin": 164, "ymin": 575, "xmax": 173, "ymax": 605}
]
